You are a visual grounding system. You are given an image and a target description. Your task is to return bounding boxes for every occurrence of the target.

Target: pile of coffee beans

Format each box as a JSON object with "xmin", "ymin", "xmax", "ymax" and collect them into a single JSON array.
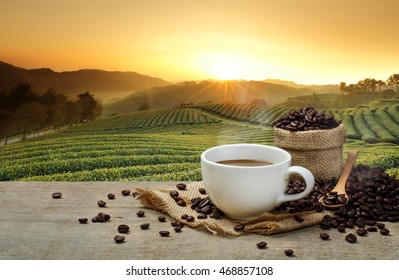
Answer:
[
  {"xmin": 272, "ymin": 107, "xmax": 340, "ymax": 131},
  {"xmin": 92, "ymin": 212, "xmax": 111, "ymax": 223},
  {"xmin": 277, "ymin": 165, "xmax": 398, "ymax": 243}
]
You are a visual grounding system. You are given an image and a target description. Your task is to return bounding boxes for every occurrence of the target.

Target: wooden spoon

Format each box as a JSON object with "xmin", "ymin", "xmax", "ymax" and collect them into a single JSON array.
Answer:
[{"xmin": 319, "ymin": 150, "xmax": 359, "ymax": 209}]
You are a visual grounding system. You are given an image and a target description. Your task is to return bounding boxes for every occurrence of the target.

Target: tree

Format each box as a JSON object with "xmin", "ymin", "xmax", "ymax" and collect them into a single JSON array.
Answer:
[
  {"xmin": 0, "ymin": 110, "xmax": 14, "ymax": 145},
  {"xmin": 76, "ymin": 91, "xmax": 102, "ymax": 123},
  {"xmin": 377, "ymin": 80, "xmax": 386, "ymax": 93},
  {"xmin": 138, "ymin": 102, "xmax": 150, "ymax": 111},
  {"xmin": 14, "ymin": 102, "xmax": 47, "ymax": 139},
  {"xmin": 339, "ymin": 82, "xmax": 347, "ymax": 94},
  {"xmin": 387, "ymin": 74, "xmax": 399, "ymax": 92}
]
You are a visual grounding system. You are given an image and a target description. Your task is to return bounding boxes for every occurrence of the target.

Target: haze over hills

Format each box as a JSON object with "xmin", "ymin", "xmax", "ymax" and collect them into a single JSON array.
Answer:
[
  {"xmin": 262, "ymin": 79, "xmax": 340, "ymax": 92},
  {"xmin": 102, "ymin": 80, "xmax": 320, "ymax": 116},
  {"xmin": 0, "ymin": 61, "xmax": 171, "ymax": 102}
]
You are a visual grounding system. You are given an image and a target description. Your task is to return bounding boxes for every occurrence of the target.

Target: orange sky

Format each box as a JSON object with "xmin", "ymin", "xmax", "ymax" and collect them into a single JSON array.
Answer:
[{"xmin": 1, "ymin": 0, "xmax": 398, "ymax": 84}]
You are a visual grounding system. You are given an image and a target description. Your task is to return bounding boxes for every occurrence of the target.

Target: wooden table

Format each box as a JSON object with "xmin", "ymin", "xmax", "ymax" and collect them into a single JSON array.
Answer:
[{"xmin": 0, "ymin": 182, "xmax": 398, "ymax": 260}]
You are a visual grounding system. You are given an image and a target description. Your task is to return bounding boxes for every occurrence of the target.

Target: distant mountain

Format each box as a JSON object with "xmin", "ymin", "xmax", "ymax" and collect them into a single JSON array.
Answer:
[
  {"xmin": 262, "ymin": 78, "xmax": 340, "ymax": 93},
  {"xmin": 103, "ymin": 80, "xmax": 314, "ymax": 116},
  {"xmin": 0, "ymin": 61, "xmax": 171, "ymax": 102}
]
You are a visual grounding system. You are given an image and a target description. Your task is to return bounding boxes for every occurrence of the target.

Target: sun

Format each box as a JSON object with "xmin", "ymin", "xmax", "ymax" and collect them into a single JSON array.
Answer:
[
  {"xmin": 197, "ymin": 53, "xmax": 249, "ymax": 80},
  {"xmin": 213, "ymin": 60, "xmax": 241, "ymax": 80}
]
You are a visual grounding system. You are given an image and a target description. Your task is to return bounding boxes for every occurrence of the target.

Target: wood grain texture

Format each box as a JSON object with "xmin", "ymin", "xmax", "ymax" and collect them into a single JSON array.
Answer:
[{"xmin": 0, "ymin": 182, "xmax": 397, "ymax": 260}]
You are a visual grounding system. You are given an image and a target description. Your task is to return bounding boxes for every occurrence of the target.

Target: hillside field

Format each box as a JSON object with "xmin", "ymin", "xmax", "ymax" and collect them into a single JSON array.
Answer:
[{"xmin": 1, "ymin": 102, "xmax": 398, "ymax": 181}]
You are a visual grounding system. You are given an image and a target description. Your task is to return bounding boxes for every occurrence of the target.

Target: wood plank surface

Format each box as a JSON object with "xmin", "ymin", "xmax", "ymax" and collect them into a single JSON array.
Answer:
[{"xmin": 0, "ymin": 182, "xmax": 397, "ymax": 260}]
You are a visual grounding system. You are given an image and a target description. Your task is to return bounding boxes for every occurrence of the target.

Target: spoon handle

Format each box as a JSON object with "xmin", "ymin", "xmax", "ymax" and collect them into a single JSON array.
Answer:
[{"xmin": 334, "ymin": 150, "xmax": 359, "ymax": 193}]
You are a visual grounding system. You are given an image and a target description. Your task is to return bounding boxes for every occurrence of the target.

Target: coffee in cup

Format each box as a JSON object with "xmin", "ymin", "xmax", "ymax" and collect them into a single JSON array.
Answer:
[{"xmin": 201, "ymin": 144, "xmax": 315, "ymax": 219}]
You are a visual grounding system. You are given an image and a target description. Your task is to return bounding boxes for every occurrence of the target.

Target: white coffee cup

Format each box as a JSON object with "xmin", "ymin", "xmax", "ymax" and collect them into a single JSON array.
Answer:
[{"xmin": 201, "ymin": 144, "xmax": 314, "ymax": 219}]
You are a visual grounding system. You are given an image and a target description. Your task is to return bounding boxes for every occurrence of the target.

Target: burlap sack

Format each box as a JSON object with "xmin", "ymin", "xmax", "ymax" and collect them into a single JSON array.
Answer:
[
  {"xmin": 136, "ymin": 182, "xmax": 331, "ymax": 236},
  {"xmin": 274, "ymin": 124, "xmax": 346, "ymax": 181}
]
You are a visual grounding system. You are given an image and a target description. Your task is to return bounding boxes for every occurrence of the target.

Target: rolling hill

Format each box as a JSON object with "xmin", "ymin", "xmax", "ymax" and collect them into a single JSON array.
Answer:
[{"xmin": 0, "ymin": 61, "xmax": 171, "ymax": 102}]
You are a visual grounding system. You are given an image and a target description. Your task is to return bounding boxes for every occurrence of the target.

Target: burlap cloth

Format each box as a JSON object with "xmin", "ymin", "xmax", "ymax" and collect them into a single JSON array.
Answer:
[
  {"xmin": 274, "ymin": 124, "xmax": 346, "ymax": 181},
  {"xmin": 136, "ymin": 182, "xmax": 332, "ymax": 236}
]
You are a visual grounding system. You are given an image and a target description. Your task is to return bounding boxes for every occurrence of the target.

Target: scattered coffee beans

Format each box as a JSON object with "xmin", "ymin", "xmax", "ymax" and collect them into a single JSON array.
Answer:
[
  {"xmin": 257, "ymin": 242, "xmax": 267, "ymax": 249},
  {"xmin": 171, "ymin": 220, "xmax": 184, "ymax": 227},
  {"xmin": 136, "ymin": 211, "xmax": 145, "ymax": 217},
  {"xmin": 114, "ymin": 235, "xmax": 125, "ymax": 243},
  {"xmin": 97, "ymin": 200, "xmax": 106, "ymax": 207},
  {"xmin": 140, "ymin": 223, "xmax": 150, "ymax": 230},
  {"xmin": 121, "ymin": 190, "xmax": 131, "ymax": 196},
  {"xmin": 159, "ymin": 231, "xmax": 170, "ymax": 237},
  {"xmin": 158, "ymin": 216, "xmax": 166, "ymax": 222},
  {"xmin": 118, "ymin": 224, "xmax": 130, "ymax": 233},
  {"xmin": 190, "ymin": 196, "xmax": 224, "ymax": 219},
  {"xmin": 176, "ymin": 183, "xmax": 187, "ymax": 190},
  {"xmin": 93, "ymin": 212, "xmax": 111, "ymax": 223},
  {"xmin": 107, "ymin": 193, "xmax": 115, "ymax": 199},
  {"xmin": 273, "ymin": 107, "xmax": 340, "ymax": 131},
  {"xmin": 52, "ymin": 192, "xmax": 62, "ymax": 199},
  {"xmin": 284, "ymin": 249, "xmax": 294, "ymax": 256},
  {"xmin": 320, "ymin": 233, "xmax": 330, "ymax": 240},
  {"xmin": 345, "ymin": 233, "xmax": 357, "ymax": 243},
  {"xmin": 78, "ymin": 218, "xmax": 88, "ymax": 224}
]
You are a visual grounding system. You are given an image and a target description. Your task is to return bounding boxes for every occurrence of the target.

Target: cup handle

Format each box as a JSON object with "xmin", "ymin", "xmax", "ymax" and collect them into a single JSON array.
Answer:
[{"xmin": 276, "ymin": 166, "xmax": 315, "ymax": 206}]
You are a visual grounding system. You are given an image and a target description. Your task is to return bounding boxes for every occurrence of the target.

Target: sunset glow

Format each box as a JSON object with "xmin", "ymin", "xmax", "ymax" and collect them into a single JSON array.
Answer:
[{"xmin": 1, "ymin": 0, "xmax": 398, "ymax": 84}]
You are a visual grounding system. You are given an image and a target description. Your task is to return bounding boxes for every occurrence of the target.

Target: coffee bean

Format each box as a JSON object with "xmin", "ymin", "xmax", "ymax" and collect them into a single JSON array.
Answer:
[
  {"xmin": 136, "ymin": 210, "xmax": 145, "ymax": 217},
  {"xmin": 158, "ymin": 216, "xmax": 166, "ymax": 222},
  {"xmin": 170, "ymin": 190, "xmax": 179, "ymax": 198},
  {"xmin": 121, "ymin": 190, "xmax": 131, "ymax": 196},
  {"xmin": 257, "ymin": 242, "xmax": 267, "ymax": 249},
  {"xmin": 159, "ymin": 231, "xmax": 170, "ymax": 237},
  {"xmin": 338, "ymin": 227, "xmax": 346, "ymax": 233},
  {"xmin": 367, "ymin": 226, "xmax": 377, "ymax": 232},
  {"xmin": 356, "ymin": 228, "xmax": 367, "ymax": 236},
  {"xmin": 92, "ymin": 217, "xmax": 98, "ymax": 223},
  {"xmin": 345, "ymin": 233, "xmax": 357, "ymax": 243},
  {"xmin": 181, "ymin": 214, "xmax": 188, "ymax": 220},
  {"xmin": 96, "ymin": 212, "xmax": 110, "ymax": 222},
  {"xmin": 114, "ymin": 235, "xmax": 125, "ymax": 243},
  {"xmin": 118, "ymin": 224, "xmax": 130, "ymax": 233},
  {"xmin": 177, "ymin": 199, "xmax": 187, "ymax": 207},
  {"xmin": 78, "ymin": 218, "xmax": 88, "ymax": 224},
  {"xmin": 380, "ymin": 228, "xmax": 390, "ymax": 235},
  {"xmin": 284, "ymin": 249, "xmax": 294, "ymax": 256},
  {"xmin": 234, "ymin": 224, "xmax": 245, "ymax": 232},
  {"xmin": 140, "ymin": 223, "xmax": 150, "ymax": 230},
  {"xmin": 197, "ymin": 213, "xmax": 207, "ymax": 219},
  {"xmin": 294, "ymin": 215, "xmax": 304, "ymax": 223},
  {"xmin": 171, "ymin": 220, "xmax": 184, "ymax": 227},
  {"xmin": 174, "ymin": 226, "xmax": 182, "ymax": 232},
  {"xmin": 376, "ymin": 223, "xmax": 385, "ymax": 229},
  {"xmin": 107, "ymin": 193, "xmax": 115, "ymax": 199},
  {"xmin": 97, "ymin": 200, "xmax": 106, "ymax": 207},
  {"xmin": 52, "ymin": 192, "xmax": 62, "ymax": 199},
  {"xmin": 201, "ymin": 206, "xmax": 212, "ymax": 215},
  {"xmin": 176, "ymin": 183, "xmax": 187, "ymax": 190},
  {"xmin": 320, "ymin": 233, "xmax": 330, "ymax": 240},
  {"xmin": 186, "ymin": 216, "xmax": 195, "ymax": 222},
  {"xmin": 199, "ymin": 188, "xmax": 207, "ymax": 195}
]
